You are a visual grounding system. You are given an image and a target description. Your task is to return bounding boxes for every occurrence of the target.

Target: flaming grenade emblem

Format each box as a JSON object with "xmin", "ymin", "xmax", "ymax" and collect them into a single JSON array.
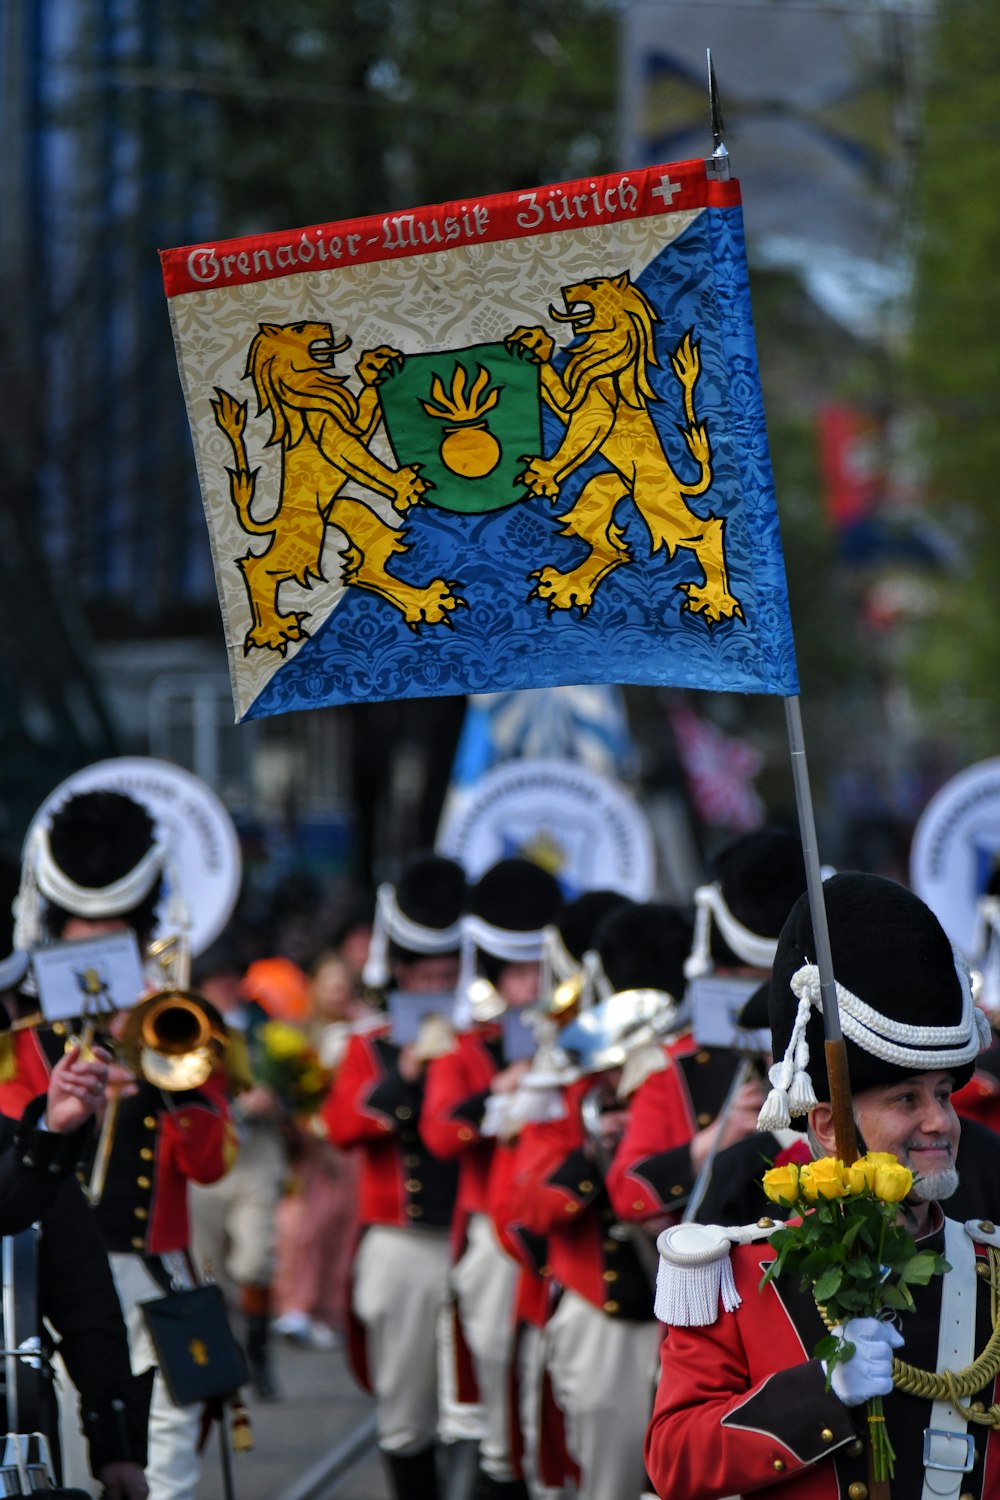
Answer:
[{"xmin": 420, "ymin": 364, "xmax": 502, "ymax": 478}]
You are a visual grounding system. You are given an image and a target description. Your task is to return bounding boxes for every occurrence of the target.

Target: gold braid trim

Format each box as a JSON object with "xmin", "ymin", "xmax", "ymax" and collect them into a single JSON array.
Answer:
[{"xmin": 820, "ymin": 1247, "xmax": 1000, "ymax": 1430}]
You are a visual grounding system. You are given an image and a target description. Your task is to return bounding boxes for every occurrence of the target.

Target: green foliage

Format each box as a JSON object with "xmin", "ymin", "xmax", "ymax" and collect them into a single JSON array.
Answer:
[
  {"xmin": 204, "ymin": 1, "xmax": 619, "ymax": 233},
  {"xmin": 901, "ymin": 0, "xmax": 1000, "ymax": 746}
]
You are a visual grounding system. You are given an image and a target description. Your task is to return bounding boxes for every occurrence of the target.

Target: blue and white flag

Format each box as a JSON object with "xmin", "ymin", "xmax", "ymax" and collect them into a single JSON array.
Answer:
[{"xmin": 162, "ymin": 157, "xmax": 798, "ymax": 721}]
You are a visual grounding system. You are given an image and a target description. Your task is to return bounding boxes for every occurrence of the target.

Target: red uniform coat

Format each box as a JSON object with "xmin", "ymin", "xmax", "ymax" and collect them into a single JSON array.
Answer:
[
  {"xmin": 646, "ymin": 1220, "xmax": 1000, "ymax": 1500},
  {"xmin": 607, "ymin": 1036, "xmax": 745, "ymax": 1223},
  {"xmin": 0, "ymin": 1029, "xmax": 234, "ymax": 1254},
  {"xmin": 322, "ymin": 1025, "xmax": 457, "ymax": 1230},
  {"xmin": 421, "ymin": 1025, "xmax": 502, "ymax": 1252},
  {"xmin": 513, "ymin": 1076, "xmax": 654, "ymax": 1320}
]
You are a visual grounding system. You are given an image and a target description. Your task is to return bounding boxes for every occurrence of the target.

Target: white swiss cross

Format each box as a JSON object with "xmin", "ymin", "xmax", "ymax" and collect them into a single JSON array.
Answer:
[{"xmin": 652, "ymin": 175, "xmax": 682, "ymax": 208}]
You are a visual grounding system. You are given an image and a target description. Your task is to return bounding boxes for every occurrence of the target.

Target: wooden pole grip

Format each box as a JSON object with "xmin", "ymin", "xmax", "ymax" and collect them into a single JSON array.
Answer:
[{"xmin": 824, "ymin": 1038, "xmax": 859, "ymax": 1165}]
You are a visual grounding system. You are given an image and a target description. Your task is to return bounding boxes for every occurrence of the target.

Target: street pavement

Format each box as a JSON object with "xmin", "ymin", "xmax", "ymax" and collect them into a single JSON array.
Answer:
[{"xmin": 196, "ymin": 1332, "xmax": 389, "ymax": 1500}]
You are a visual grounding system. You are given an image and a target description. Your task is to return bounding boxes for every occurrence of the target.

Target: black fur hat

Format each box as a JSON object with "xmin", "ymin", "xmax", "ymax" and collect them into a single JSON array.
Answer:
[
  {"xmin": 554, "ymin": 889, "xmax": 630, "ymax": 966},
  {"xmin": 364, "ymin": 854, "xmax": 466, "ymax": 986},
  {"xmin": 595, "ymin": 901, "xmax": 693, "ymax": 999},
  {"xmin": 469, "ymin": 858, "xmax": 562, "ymax": 939},
  {"xmin": 33, "ymin": 790, "xmax": 164, "ymax": 944},
  {"xmin": 687, "ymin": 828, "xmax": 807, "ymax": 977},
  {"xmin": 761, "ymin": 873, "xmax": 988, "ymax": 1125}
]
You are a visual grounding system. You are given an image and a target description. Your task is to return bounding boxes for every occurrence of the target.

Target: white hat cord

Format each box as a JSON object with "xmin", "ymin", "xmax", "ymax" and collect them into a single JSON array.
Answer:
[
  {"xmin": 362, "ymin": 882, "xmax": 464, "ymax": 988},
  {"xmin": 684, "ymin": 882, "xmax": 779, "ymax": 980},
  {"xmin": 757, "ymin": 954, "xmax": 991, "ymax": 1132},
  {"xmin": 13, "ymin": 825, "xmax": 168, "ymax": 952}
]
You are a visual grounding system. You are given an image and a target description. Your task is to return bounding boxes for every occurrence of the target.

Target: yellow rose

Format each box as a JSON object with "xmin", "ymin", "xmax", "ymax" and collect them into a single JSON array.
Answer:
[
  {"xmin": 872, "ymin": 1161, "xmax": 913, "ymax": 1203},
  {"xmin": 762, "ymin": 1162, "xmax": 800, "ymax": 1205},
  {"xmin": 799, "ymin": 1157, "xmax": 849, "ymax": 1201},
  {"xmin": 261, "ymin": 1021, "xmax": 306, "ymax": 1059},
  {"xmin": 846, "ymin": 1152, "xmax": 904, "ymax": 1194}
]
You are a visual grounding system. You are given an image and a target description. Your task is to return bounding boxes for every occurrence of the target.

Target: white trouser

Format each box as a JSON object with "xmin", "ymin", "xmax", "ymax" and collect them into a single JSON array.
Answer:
[
  {"xmin": 543, "ymin": 1290, "xmax": 660, "ymax": 1500},
  {"xmin": 189, "ymin": 1125, "xmax": 285, "ymax": 1292},
  {"xmin": 450, "ymin": 1213, "xmax": 519, "ymax": 1483},
  {"xmin": 517, "ymin": 1321, "xmax": 566, "ymax": 1500},
  {"xmin": 353, "ymin": 1224, "xmax": 451, "ymax": 1456},
  {"xmin": 436, "ymin": 1297, "xmax": 487, "ymax": 1445},
  {"xmin": 60, "ymin": 1254, "xmax": 202, "ymax": 1500}
]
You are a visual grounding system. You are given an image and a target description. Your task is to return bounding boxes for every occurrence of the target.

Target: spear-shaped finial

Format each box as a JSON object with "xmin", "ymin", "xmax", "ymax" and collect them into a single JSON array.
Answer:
[{"xmin": 707, "ymin": 49, "xmax": 730, "ymax": 180}]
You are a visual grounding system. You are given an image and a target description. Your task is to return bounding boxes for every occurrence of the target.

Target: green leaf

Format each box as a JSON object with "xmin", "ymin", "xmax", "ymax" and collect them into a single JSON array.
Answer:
[
  {"xmin": 900, "ymin": 1251, "xmax": 944, "ymax": 1285},
  {"xmin": 813, "ymin": 1266, "xmax": 844, "ymax": 1300}
]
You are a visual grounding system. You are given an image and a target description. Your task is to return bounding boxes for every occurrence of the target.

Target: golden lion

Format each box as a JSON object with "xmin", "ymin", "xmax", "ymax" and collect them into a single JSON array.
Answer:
[
  {"xmin": 212, "ymin": 321, "xmax": 463, "ymax": 655},
  {"xmin": 505, "ymin": 272, "xmax": 744, "ymax": 623}
]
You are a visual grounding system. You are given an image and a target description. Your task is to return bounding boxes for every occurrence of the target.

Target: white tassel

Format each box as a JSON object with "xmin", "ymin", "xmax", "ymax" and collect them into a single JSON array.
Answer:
[
  {"xmin": 683, "ymin": 888, "xmax": 714, "ymax": 981},
  {"xmin": 788, "ymin": 1069, "xmax": 818, "ymax": 1113},
  {"xmin": 654, "ymin": 1256, "xmax": 726, "ymax": 1326},
  {"xmin": 756, "ymin": 1086, "xmax": 792, "ymax": 1132},
  {"xmin": 361, "ymin": 884, "xmax": 392, "ymax": 989}
]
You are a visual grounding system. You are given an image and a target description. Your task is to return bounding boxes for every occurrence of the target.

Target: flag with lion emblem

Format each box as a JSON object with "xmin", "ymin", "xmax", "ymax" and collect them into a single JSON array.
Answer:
[{"xmin": 161, "ymin": 157, "xmax": 798, "ymax": 722}]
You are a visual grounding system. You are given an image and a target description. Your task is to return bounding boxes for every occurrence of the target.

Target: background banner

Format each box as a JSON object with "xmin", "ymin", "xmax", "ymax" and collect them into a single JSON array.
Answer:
[{"xmin": 162, "ymin": 158, "xmax": 798, "ymax": 721}]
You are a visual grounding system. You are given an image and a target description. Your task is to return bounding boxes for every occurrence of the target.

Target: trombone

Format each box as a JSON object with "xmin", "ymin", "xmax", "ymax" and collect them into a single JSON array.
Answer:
[{"xmin": 85, "ymin": 989, "xmax": 226, "ymax": 1205}]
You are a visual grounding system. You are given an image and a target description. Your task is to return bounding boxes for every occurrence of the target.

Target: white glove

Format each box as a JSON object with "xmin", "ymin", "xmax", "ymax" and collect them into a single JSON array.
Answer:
[{"xmin": 823, "ymin": 1317, "xmax": 904, "ymax": 1407}]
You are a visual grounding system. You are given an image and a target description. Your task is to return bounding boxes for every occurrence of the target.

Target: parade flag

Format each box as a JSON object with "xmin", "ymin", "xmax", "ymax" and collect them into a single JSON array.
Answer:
[{"xmin": 161, "ymin": 158, "xmax": 798, "ymax": 722}]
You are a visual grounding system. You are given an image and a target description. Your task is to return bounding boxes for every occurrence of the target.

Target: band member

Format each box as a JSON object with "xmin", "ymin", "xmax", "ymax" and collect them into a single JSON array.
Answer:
[
  {"xmin": 2, "ymin": 788, "xmax": 235, "ymax": 1500},
  {"xmin": 187, "ymin": 935, "xmax": 289, "ymax": 1400},
  {"xmin": 0, "ymin": 991, "xmax": 148, "ymax": 1498},
  {"xmin": 422, "ymin": 858, "xmax": 563, "ymax": 1499},
  {"xmin": 512, "ymin": 902, "xmax": 691, "ymax": 1500},
  {"xmin": 323, "ymin": 854, "xmax": 465, "ymax": 1500},
  {"xmin": 646, "ymin": 872, "xmax": 999, "ymax": 1500},
  {"xmin": 605, "ymin": 829, "xmax": 806, "ymax": 1228}
]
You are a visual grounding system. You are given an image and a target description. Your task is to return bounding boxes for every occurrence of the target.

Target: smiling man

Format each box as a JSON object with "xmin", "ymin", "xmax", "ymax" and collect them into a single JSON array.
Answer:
[{"xmin": 646, "ymin": 872, "xmax": 1000, "ymax": 1500}]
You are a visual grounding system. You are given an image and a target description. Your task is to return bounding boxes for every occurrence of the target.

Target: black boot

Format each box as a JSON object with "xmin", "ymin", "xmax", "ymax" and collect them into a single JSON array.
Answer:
[
  {"xmin": 474, "ymin": 1472, "xmax": 530, "ymax": 1499},
  {"xmin": 384, "ymin": 1445, "xmax": 440, "ymax": 1500},
  {"xmin": 441, "ymin": 1439, "xmax": 481, "ymax": 1500},
  {"xmin": 244, "ymin": 1313, "xmax": 280, "ymax": 1401}
]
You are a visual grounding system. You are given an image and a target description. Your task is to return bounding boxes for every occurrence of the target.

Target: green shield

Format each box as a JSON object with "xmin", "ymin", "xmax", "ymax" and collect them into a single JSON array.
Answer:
[{"xmin": 378, "ymin": 343, "xmax": 542, "ymax": 515}]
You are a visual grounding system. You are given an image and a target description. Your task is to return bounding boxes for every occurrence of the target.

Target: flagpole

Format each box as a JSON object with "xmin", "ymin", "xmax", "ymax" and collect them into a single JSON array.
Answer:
[
  {"xmin": 709, "ymin": 47, "xmax": 859, "ymax": 1172},
  {"xmin": 784, "ymin": 695, "xmax": 859, "ymax": 1166}
]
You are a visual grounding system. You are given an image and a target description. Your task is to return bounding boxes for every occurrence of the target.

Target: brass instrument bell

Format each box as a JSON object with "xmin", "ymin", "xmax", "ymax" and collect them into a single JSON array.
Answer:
[{"xmin": 127, "ymin": 991, "xmax": 222, "ymax": 1091}]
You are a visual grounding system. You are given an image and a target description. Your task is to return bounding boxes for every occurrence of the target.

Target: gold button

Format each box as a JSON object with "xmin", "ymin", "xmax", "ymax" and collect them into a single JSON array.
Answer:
[
  {"xmin": 697, "ymin": 1112, "xmax": 712, "ymax": 1127},
  {"xmin": 846, "ymin": 1440, "xmax": 864, "ymax": 1458},
  {"xmin": 405, "ymin": 1179, "xmax": 422, "ymax": 1192},
  {"xmin": 137, "ymin": 1176, "xmax": 151, "ymax": 1189},
  {"xmin": 602, "ymin": 1270, "xmax": 619, "ymax": 1283},
  {"xmin": 539, "ymin": 1265, "xmax": 552, "ymax": 1277},
  {"xmin": 847, "ymin": 1484, "xmax": 867, "ymax": 1500},
  {"xmin": 695, "ymin": 1050, "xmax": 710, "ymax": 1064},
  {"xmin": 603, "ymin": 1238, "xmax": 618, "ymax": 1253},
  {"xmin": 961, "ymin": 1493, "xmax": 975, "ymax": 1500},
  {"xmin": 670, "ymin": 1185, "xmax": 684, "ymax": 1197},
  {"xmin": 131, "ymin": 1236, "xmax": 145, "ymax": 1249},
  {"xmin": 757, "ymin": 1217, "xmax": 774, "ymax": 1229},
  {"xmin": 458, "ymin": 1126, "xmax": 474, "ymax": 1141},
  {"xmin": 396, "ymin": 1105, "xmax": 412, "ymax": 1121},
  {"xmin": 820, "ymin": 1428, "xmax": 834, "ymax": 1442},
  {"xmin": 977, "ymin": 1262, "xmax": 991, "ymax": 1278},
  {"xmin": 603, "ymin": 1300, "xmax": 620, "ymax": 1313},
  {"xmin": 979, "ymin": 1221, "xmax": 995, "ymax": 1234},
  {"xmin": 134, "ymin": 1207, "xmax": 148, "ymax": 1220},
  {"xmin": 632, "ymin": 1200, "xmax": 646, "ymax": 1211},
  {"xmin": 565, "ymin": 1201, "xmax": 579, "ymax": 1214},
  {"xmin": 772, "ymin": 1459, "xmax": 785, "ymax": 1473},
  {"xmin": 140, "ymin": 1148, "xmax": 154, "ymax": 1161},
  {"xmin": 579, "ymin": 1180, "xmax": 594, "ymax": 1193},
  {"xmin": 143, "ymin": 1116, "xmax": 156, "ymax": 1129},
  {"xmin": 53, "ymin": 1022, "xmax": 67, "ymax": 1036},
  {"xmin": 404, "ymin": 1154, "xmax": 420, "ymax": 1167},
  {"xmin": 406, "ymin": 1204, "xmax": 423, "ymax": 1218},
  {"xmin": 971, "ymin": 1402, "xmax": 986, "ymax": 1414}
]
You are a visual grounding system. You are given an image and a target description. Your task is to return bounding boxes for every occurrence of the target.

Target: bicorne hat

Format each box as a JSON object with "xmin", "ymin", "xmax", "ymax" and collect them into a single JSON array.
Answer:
[{"xmin": 758, "ymin": 872, "xmax": 989, "ymax": 1129}]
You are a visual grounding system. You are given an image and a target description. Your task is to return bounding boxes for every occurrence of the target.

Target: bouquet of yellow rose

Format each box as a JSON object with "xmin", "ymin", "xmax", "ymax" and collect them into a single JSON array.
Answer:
[
  {"xmin": 760, "ymin": 1152, "xmax": 950, "ymax": 1481},
  {"xmin": 255, "ymin": 1020, "xmax": 332, "ymax": 1118}
]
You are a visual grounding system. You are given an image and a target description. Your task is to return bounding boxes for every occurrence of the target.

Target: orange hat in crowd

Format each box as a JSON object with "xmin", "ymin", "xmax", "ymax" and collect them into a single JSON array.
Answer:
[{"xmin": 242, "ymin": 956, "xmax": 311, "ymax": 1023}]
